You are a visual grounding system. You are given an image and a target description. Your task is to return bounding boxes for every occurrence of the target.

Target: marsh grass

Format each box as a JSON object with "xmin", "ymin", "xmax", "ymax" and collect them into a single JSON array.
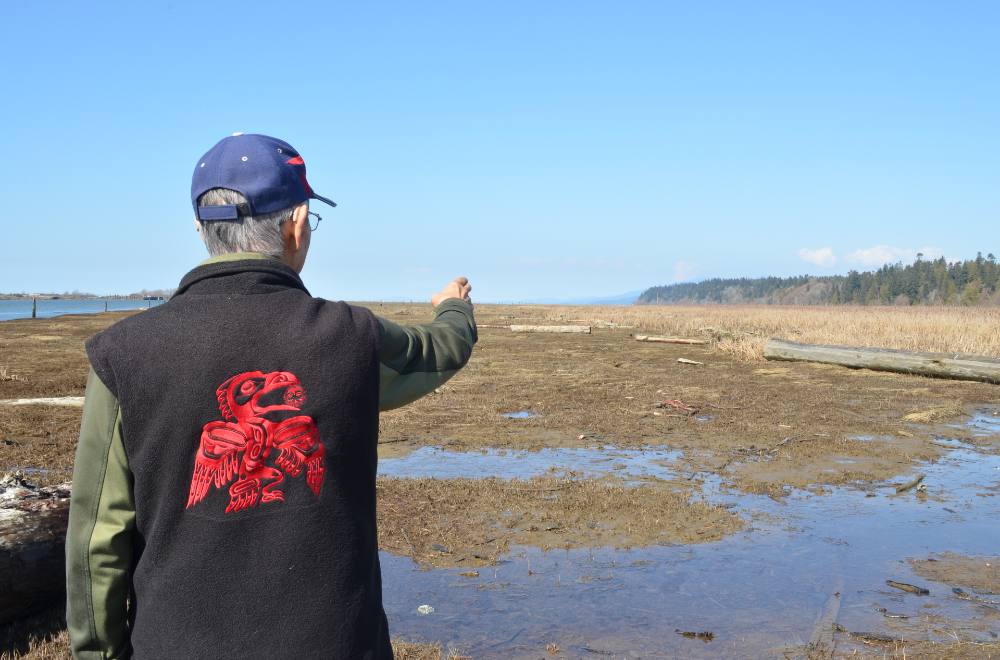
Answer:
[{"xmin": 475, "ymin": 304, "xmax": 1000, "ymax": 362}]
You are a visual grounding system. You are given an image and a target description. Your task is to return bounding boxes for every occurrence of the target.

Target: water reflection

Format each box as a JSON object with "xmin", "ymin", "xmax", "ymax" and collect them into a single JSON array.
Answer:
[
  {"xmin": 501, "ymin": 410, "xmax": 539, "ymax": 419},
  {"xmin": 379, "ymin": 446, "xmax": 683, "ymax": 481}
]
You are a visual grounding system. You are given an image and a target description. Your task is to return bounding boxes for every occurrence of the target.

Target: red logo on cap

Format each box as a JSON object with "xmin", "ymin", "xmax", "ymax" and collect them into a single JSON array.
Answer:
[{"xmin": 286, "ymin": 156, "xmax": 313, "ymax": 195}]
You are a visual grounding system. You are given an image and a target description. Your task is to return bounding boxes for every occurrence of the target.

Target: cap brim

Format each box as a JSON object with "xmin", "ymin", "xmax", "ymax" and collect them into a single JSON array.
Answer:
[{"xmin": 311, "ymin": 192, "xmax": 337, "ymax": 208}]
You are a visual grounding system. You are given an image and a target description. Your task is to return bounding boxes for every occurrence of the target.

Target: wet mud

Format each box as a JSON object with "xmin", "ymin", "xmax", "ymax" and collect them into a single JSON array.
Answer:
[
  {"xmin": 910, "ymin": 552, "xmax": 1000, "ymax": 596},
  {"xmin": 377, "ymin": 475, "xmax": 742, "ymax": 568}
]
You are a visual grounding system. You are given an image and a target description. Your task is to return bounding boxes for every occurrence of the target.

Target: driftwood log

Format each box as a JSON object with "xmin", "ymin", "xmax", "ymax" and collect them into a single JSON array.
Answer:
[
  {"xmin": 764, "ymin": 339, "xmax": 1000, "ymax": 384},
  {"xmin": 634, "ymin": 335, "xmax": 708, "ymax": 345},
  {"xmin": 509, "ymin": 325, "xmax": 591, "ymax": 334},
  {"xmin": 0, "ymin": 473, "xmax": 71, "ymax": 623}
]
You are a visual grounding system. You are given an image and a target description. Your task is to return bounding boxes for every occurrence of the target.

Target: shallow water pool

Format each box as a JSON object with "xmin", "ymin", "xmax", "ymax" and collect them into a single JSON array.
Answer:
[{"xmin": 378, "ymin": 413, "xmax": 1000, "ymax": 657}]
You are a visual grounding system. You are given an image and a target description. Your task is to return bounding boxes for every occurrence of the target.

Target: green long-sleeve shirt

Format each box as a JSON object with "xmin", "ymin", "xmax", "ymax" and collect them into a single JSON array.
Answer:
[{"xmin": 65, "ymin": 255, "xmax": 476, "ymax": 659}]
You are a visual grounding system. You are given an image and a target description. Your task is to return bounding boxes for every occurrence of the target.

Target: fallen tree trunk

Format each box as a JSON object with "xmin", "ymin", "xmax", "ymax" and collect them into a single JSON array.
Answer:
[
  {"xmin": 0, "ymin": 474, "xmax": 71, "ymax": 624},
  {"xmin": 634, "ymin": 335, "xmax": 708, "ymax": 345},
  {"xmin": 509, "ymin": 325, "xmax": 591, "ymax": 334},
  {"xmin": 764, "ymin": 339, "xmax": 1000, "ymax": 384}
]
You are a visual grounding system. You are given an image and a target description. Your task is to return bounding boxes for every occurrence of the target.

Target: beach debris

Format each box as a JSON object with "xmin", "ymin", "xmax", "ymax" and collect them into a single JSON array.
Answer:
[
  {"xmin": 654, "ymin": 399, "xmax": 699, "ymax": 415},
  {"xmin": 831, "ymin": 624, "xmax": 898, "ymax": 644},
  {"xmin": 764, "ymin": 339, "xmax": 1000, "ymax": 385},
  {"xmin": 0, "ymin": 396, "xmax": 85, "ymax": 407},
  {"xmin": 886, "ymin": 579, "xmax": 929, "ymax": 595},
  {"xmin": 873, "ymin": 606, "xmax": 908, "ymax": 619},
  {"xmin": 677, "ymin": 358, "xmax": 703, "ymax": 366},
  {"xmin": 546, "ymin": 642, "xmax": 560, "ymax": 655},
  {"xmin": 510, "ymin": 325, "xmax": 591, "ymax": 334},
  {"xmin": 0, "ymin": 366, "xmax": 27, "ymax": 383},
  {"xmin": 0, "ymin": 474, "xmax": 73, "ymax": 623},
  {"xmin": 754, "ymin": 367, "xmax": 790, "ymax": 376},
  {"xmin": 634, "ymin": 335, "xmax": 708, "ymax": 345},
  {"xmin": 902, "ymin": 405, "xmax": 965, "ymax": 423},
  {"xmin": 838, "ymin": 628, "xmax": 900, "ymax": 644},
  {"xmin": 416, "ymin": 604, "xmax": 435, "ymax": 615},
  {"xmin": 894, "ymin": 474, "xmax": 925, "ymax": 494},
  {"xmin": 430, "ymin": 543, "xmax": 451, "ymax": 554},
  {"xmin": 675, "ymin": 629, "xmax": 714, "ymax": 642},
  {"xmin": 952, "ymin": 588, "xmax": 1000, "ymax": 608},
  {"xmin": 807, "ymin": 585, "xmax": 841, "ymax": 655},
  {"xmin": 458, "ymin": 571, "xmax": 480, "ymax": 578}
]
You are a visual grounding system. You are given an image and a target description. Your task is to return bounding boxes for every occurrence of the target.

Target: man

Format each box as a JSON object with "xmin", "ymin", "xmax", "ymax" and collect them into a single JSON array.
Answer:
[{"xmin": 65, "ymin": 133, "xmax": 477, "ymax": 659}]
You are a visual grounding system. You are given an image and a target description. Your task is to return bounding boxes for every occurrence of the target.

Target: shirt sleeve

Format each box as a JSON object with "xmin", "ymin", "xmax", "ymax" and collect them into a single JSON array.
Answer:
[
  {"xmin": 377, "ymin": 298, "xmax": 478, "ymax": 411},
  {"xmin": 66, "ymin": 368, "xmax": 135, "ymax": 660}
]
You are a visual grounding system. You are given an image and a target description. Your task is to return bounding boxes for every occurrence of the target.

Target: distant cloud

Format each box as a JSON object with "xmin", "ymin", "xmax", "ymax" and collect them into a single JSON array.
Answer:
[
  {"xmin": 846, "ymin": 245, "xmax": 944, "ymax": 267},
  {"xmin": 797, "ymin": 247, "xmax": 837, "ymax": 268},
  {"xmin": 672, "ymin": 260, "xmax": 696, "ymax": 282}
]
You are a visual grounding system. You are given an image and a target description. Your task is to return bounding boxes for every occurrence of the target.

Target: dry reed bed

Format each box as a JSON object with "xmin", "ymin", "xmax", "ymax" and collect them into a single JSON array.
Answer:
[{"xmin": 475, "ymin": 304, "xmax": 1000, "ymax": 362}]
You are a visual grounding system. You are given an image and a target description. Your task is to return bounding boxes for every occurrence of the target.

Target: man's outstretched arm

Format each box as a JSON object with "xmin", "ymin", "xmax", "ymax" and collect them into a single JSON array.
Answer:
[
  {"xmin": 378, "ymin": 277, "xmax": 477, "ymax": 411},
  {"xmin": 66, "ymin": 368, "xmax": 135, "ymax": 660}
]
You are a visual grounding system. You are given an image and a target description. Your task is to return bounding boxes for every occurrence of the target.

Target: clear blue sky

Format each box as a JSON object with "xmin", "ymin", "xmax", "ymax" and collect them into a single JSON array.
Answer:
[{"xmin": 2, "ymin": 1, "xmax": 997, "ymax": 301}]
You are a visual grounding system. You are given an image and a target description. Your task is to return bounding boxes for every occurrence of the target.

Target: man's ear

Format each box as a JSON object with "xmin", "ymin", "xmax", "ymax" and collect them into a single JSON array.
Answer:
[{"xmin": 282, "ymin": 203, "xmax": 310, "ymax": 251}]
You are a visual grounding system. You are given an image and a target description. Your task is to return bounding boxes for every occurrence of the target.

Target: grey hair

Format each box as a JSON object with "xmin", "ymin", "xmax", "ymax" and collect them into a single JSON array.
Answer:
[{"xmin": 196, "ymin": 188, "xmax": 296, "ymax": 258}]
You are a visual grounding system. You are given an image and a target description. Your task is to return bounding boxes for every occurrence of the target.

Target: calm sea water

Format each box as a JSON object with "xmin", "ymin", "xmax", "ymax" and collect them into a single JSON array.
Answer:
[{"xmin": 0, "ymin": 298, "xmax": 164, "ymax": 321}]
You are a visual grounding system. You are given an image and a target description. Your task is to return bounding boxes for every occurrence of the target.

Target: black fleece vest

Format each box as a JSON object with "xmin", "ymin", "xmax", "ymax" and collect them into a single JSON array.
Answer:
[{"xmin": 86, "ymin": 259, "xmax": 392, "ymax": 660}]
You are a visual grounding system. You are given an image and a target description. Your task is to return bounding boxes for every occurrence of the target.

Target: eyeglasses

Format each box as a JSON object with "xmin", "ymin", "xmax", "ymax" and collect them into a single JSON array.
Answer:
[{"xmin": 307, "ymin": 211, "xmax": 322, "ymax": 232}]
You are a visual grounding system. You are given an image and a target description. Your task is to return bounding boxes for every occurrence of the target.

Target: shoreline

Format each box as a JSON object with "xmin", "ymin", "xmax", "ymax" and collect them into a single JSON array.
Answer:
[{"xmin": 0, "ymin": 300, "xmax": 163, "ymax": 323}]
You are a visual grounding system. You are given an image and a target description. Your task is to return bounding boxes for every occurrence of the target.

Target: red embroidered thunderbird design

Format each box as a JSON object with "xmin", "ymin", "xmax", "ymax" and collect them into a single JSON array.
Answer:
[{"xmin": 186, "ymin": 370, "xmax": 326, "ymax": 514}]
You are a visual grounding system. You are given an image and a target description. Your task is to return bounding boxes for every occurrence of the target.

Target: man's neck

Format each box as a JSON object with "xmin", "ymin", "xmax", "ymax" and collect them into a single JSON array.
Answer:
[{"xmin": 199, "ymin": 252, "xmax": 278, "ymax": 266}]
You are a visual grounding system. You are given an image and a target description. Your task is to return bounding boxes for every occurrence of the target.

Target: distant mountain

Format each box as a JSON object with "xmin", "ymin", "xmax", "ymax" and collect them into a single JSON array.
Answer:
[{"xmin": 638, "ymin": 254, "xmax": 1000, "ymax": 306}]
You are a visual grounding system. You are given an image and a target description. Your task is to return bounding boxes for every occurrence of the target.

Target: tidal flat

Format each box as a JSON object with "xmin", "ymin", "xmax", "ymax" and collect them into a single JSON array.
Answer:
[{"xmin": 2, "ymin": 304, "xmax": 1000, "ymax": 658}]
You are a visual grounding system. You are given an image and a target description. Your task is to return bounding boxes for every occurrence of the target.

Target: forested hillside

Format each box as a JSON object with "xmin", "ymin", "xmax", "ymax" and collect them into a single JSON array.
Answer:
[{"xmin": 638, "ymin": 254, "xmax": 1000, "ymax": 305}]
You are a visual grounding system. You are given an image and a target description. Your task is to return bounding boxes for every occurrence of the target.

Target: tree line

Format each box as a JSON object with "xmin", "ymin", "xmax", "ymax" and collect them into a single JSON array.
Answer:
[{"xmin": 638, "ymin": 253, "xmax": 1000, "ymax": 305}]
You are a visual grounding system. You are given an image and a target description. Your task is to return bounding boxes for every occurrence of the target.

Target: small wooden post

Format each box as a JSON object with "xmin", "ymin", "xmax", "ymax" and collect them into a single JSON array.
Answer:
[{"xmin": 31, "ymin": 297, "xmax": 36, "ymax": 319}]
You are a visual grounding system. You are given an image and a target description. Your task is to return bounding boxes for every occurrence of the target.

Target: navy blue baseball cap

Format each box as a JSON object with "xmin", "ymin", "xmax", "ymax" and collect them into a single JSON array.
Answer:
[{"xmin": 191, "ymin": 133, "xmax": 336, "ymax": 221}]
